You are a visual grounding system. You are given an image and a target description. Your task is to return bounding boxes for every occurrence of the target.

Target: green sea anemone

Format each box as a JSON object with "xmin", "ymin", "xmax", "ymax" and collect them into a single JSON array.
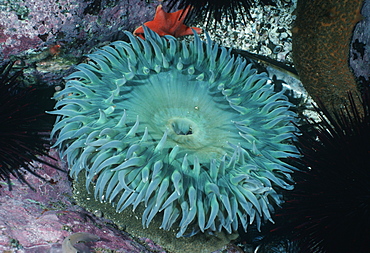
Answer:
[{"xmin": 51, "ymin": 27, "xmax": 299, "ymax": 237}]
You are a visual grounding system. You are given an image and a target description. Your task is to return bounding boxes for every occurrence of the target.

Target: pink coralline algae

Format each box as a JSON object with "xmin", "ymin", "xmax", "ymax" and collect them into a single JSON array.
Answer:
[
  {"xmin": 0, "ymin": 149, "xmax": 166, "ymax": 253},
  {"xmin": 0, "ymin": 0, "xmax": 159, "ymax": 58}
]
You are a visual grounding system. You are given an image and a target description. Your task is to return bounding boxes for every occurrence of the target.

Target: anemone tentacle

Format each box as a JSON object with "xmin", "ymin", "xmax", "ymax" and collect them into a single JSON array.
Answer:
[{"xmin": 51, "ymin": 26, "xmax": 299, "ymax": 237}]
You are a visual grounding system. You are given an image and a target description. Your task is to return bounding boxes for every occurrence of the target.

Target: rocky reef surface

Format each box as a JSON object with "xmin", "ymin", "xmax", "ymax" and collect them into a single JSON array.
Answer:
[{"xmin": 0, "ymin": 149, "xmax": 168, "ymax": 252}]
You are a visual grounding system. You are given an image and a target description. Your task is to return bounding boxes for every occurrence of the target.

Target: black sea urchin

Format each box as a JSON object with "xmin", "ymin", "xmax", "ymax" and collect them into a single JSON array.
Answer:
[
  {"xmin": 0, "ymin": 62, "xmax": 55, "ymax": 188},
  {"xmin": 50, "ymin": 27, "xmax": 299, "ymax": 237},
  {"xmin": 166, "ymin": 0, "xmax": 277, "ymax": 26},
  {"xmin": 277, "ymin": 90, "xmax": 370, "ymax": 253}
]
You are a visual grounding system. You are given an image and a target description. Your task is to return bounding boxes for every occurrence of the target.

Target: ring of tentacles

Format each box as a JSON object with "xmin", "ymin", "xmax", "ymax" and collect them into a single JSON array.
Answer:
[{"xmin": 51, "ymin": 27, "xmax": 299, "ymax": 237}]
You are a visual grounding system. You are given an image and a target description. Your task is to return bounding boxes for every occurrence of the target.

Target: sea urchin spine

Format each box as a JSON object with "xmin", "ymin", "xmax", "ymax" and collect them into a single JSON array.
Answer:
[
  {"xmin": 0, "ymin": 61, "xmax": 56, "ymax": 188},
  {"xmin": 276, "ymin": 89, "xmax": 370, "ymax": 253}
]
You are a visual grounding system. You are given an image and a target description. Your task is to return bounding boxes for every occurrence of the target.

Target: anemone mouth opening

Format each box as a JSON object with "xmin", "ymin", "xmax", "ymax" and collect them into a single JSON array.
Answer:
[
  {"xmin": 170, "ymin": 118, "xmax": 195, "ymax": 136},
  {"xmin": 166, "ymin": 116, "xmax": 207, "ymax": 150}
]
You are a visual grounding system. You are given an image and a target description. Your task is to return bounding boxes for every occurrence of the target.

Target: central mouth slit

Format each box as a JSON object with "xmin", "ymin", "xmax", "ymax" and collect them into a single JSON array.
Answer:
[{"xmin": 171, "ymin": 118, "xmax": 194, "ymax": 136}]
